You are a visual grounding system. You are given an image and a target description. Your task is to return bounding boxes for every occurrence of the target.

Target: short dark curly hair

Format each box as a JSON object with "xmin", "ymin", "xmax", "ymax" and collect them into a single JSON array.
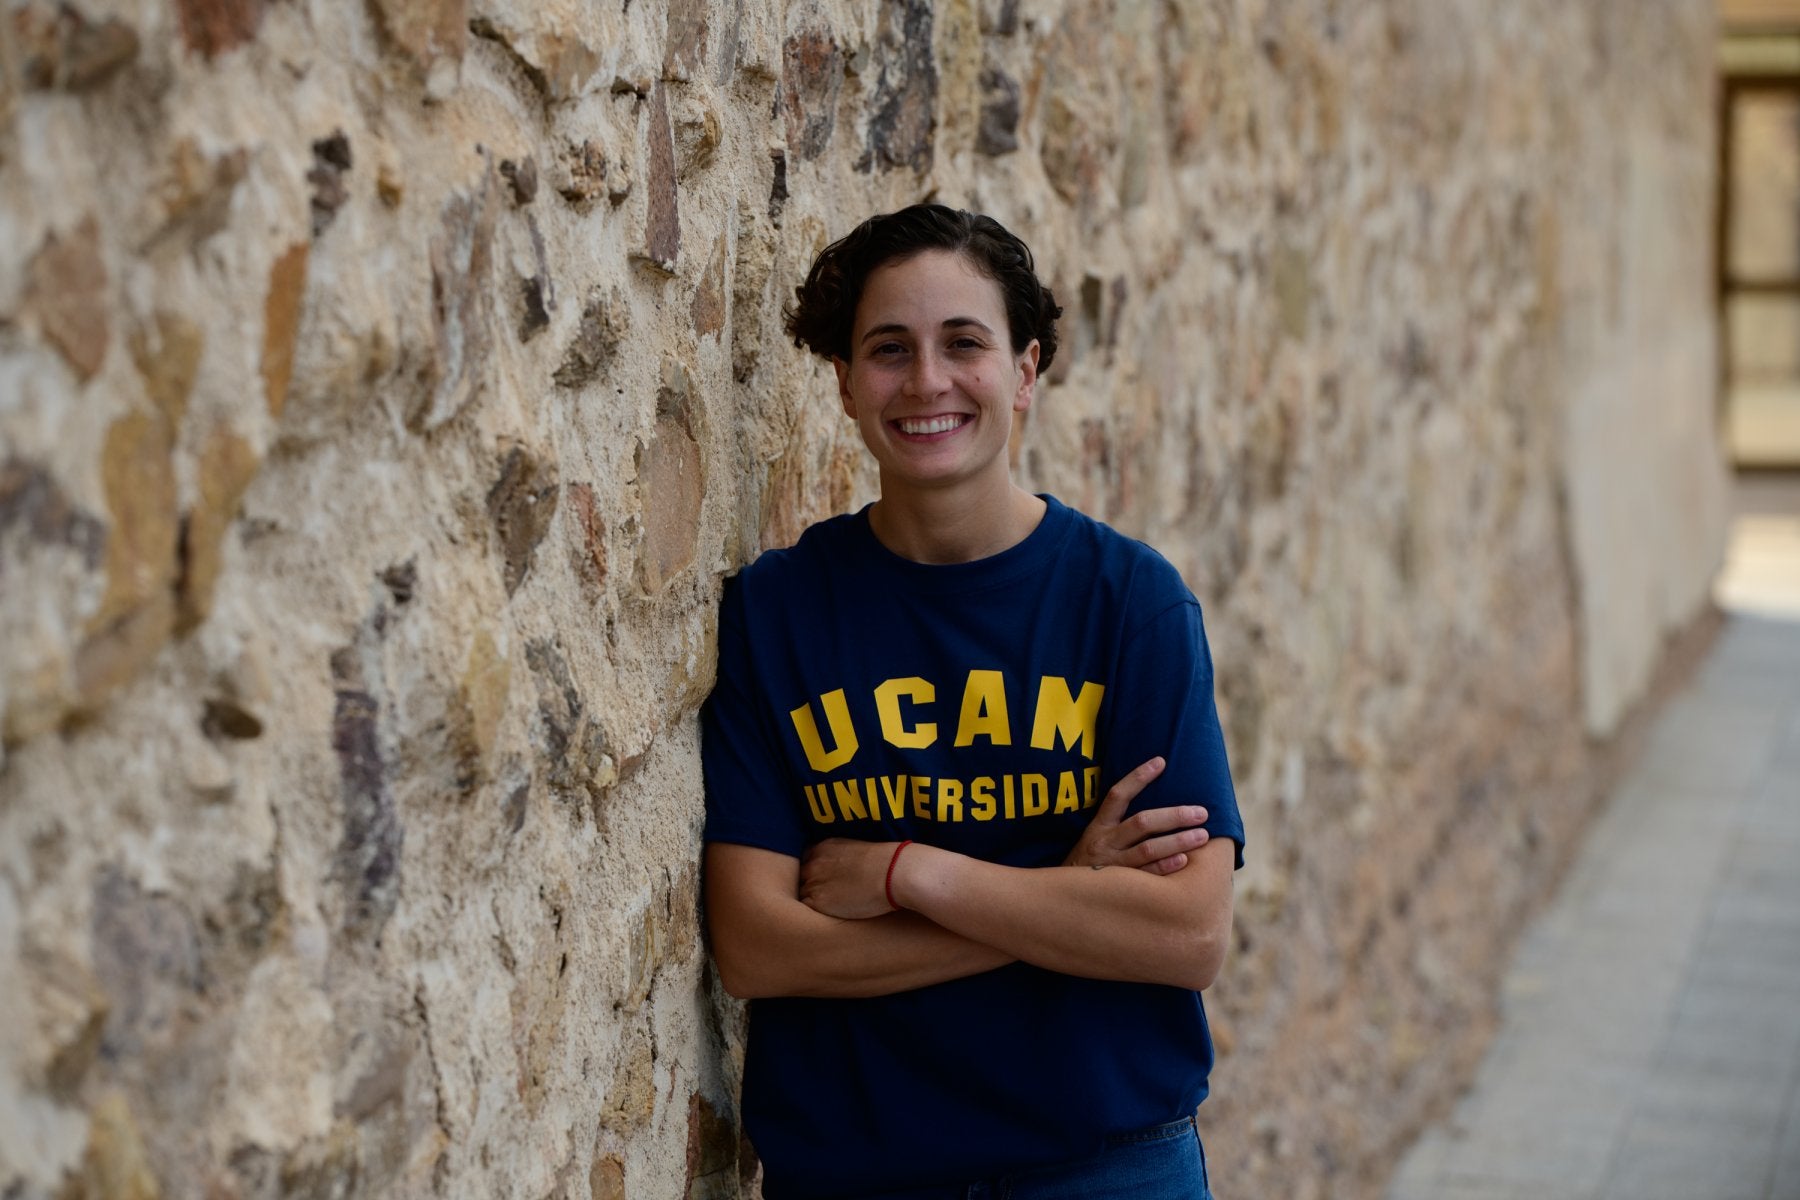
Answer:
[{"xmin": 784, "ymin": 204, "xmax": 1061, "ymax": 375}]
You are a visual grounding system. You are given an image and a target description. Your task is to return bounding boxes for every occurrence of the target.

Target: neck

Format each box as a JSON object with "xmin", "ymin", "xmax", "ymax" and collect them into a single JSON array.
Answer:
[{"xmin": 868, "ymin": 478, "xmax": 1046, "ymax": 565}]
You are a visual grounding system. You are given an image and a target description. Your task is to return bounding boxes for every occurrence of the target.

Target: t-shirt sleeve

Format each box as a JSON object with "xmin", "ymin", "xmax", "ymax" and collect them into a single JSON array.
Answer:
[
  {"xmin": 701, "ymin": 575, "xmax": 807, "ymax": 858},
  {"xmin": 1100, "ymin": 598, "xmax": 1246, "ymax": 869}
]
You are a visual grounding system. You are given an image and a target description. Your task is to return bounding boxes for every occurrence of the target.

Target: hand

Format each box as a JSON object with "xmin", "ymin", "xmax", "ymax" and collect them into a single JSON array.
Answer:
[
  {"xmin": 800, "ymin": 838, "xmax": 902, "ymax": 920},
  {"xmin": 1063, "ymin": 757, "xmax": 1209, "ymax": 876}
]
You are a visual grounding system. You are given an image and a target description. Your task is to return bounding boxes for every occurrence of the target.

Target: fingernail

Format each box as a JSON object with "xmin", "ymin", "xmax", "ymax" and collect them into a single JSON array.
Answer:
[{"xmin": 1152, "ymin": 757, "xmax": 1166, "ymax": 770}]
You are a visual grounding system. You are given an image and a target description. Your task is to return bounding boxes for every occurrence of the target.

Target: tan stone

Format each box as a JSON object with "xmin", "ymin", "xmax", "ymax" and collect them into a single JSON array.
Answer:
[
  {"xmin": 370, "ymin": 0, "xmax": 466, "ymax": 72},
  {"xmin": 174, "ymin": 0, "xmax": 264, "ymax": 60},
  {"xmin": 11, "ymin": 4, "xmax": 140, "ymax": 91},
  {"xmin": 1271, "ymin": 238, "xmax": 1311, "ymax": 341},
  {"xmin": 147, "ymin": 138, "xmax": 248, "ymax": 248},
  {"xmin": 781, "ymin": 28, "xmax": 843, "ymax": 161},
  {"xmin": 78, "ymin": 1091, "xmax": 161, "ymax": 1200},
  {"xmin": 673, "ymin": 95, "xmax": 722, "ymax": 179},
  {"xmin": 460, "ymin": 629, "xmax": 510, "ymax": 768},
  {"xmin": 26, "ymin": 215, "xmax": 108, "ymax": 382},
  {"xmin": 70, "ymin": 412, "xmax": 179, "ymax": 708},
  {"xmin": 663, "ymin": 0, "xmax": 708, "ymax": 81},
  {"xmin": 566, "ymin": 482, "xmax": 609, "ymax": 593},
  {"xmin": 22, "ymin": 942, "xmax": 109, "ymax": 1098},
  {"xmin": 590, "ymin": 1154, "xmax": 626, "ymax": 1200},
  {"xmin": 128, "ymin": 312, "xmax": 203, "ymax": 429},
  {"xmin": 177, "ymin": 426, "xmax": 261, "ymax": 632},
  {"xmin": 509, "ymin": 940, "xmax": 569, "ymax": 1117},
  {"xmin": 639, "ymin": 84, "xmax": 680, "ymax": 271},
  {"xmin": 417, "ymin": 174, "xmax": 500, "ymax": 431},
  {"xmin": 486, "ymin": 445, "xmax": 559, "ymax": 595},
  {"xmin": 261, "ymin": 243, "xmax": 308, "ymax": 421},
  {"xmin": 689, "ymin": 237, "xmax": 727, "ymax": 338},
  {"xmin": 468, "ymin": 9, "xmax": 603, "ymax": 101},
  {"xmin": 607, "ymin": 1019, "xmax": 656, "ymax": 1129},
  {"xmin": 638, "ymin": 417, "xmax": 703, "ymax": 591},
  {"xmin": 683, "ymin": 1092, "xmax": 736, "ymax": 1198}
]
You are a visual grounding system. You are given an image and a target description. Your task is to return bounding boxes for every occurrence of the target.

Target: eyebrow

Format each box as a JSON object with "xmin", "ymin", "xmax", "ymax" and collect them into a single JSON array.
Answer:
[{"xmin": 858, "ymin": 317, "xmax": 994, "ymax": 345}]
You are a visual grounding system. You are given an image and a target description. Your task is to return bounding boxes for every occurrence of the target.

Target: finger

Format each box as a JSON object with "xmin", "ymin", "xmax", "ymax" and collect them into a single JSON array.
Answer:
[
  {"xmin": 1130, "ymin": 827, "xmax": 1209, "ymax": 866},
  {"xmin": 1123, "ymin": 805, "xmax": 1208, "ymax": 841},
  {"xmin": 1137, "ymin": 853, "xmax": 1187, "ymax": 876},
  {"xmin": 1094, "ymin": 757, "xmax": 1166, "ymax": 827}
]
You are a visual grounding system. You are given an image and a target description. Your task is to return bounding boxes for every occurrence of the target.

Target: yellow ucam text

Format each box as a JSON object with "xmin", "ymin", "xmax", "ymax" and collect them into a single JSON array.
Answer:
[{"xmin": 788, "ymin": 671, "xmax": 1105, "ymax": 774}]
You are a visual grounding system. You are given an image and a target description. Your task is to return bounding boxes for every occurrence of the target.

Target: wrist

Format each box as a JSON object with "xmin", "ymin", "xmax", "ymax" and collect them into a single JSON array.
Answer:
[
  {"xmin": 884, "ymin": 840, "xmax": 913, "ymax": 911},
  {"xmin": 889, "ymin": 842, "xmax": 946, "ymax": 912}
]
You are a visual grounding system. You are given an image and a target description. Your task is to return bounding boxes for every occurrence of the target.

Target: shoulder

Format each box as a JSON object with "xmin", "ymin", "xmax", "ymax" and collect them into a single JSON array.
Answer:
[
  {"xmin": 731, "ymin": 509, "xmax": 863, "ymax": 591},
  {"xmin": 1046, "ymin": 496, "xmax": 1197, "ymax": 617},
  {"xmin": 718, "ymin": 508, "xmax": 868, "ymax": 632}
]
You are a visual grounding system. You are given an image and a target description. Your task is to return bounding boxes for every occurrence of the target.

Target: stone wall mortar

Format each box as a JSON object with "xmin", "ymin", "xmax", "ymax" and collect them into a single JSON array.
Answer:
[{"xmin": 0, "ymin": 2, "xmax": 1723, "ymax": 1198}]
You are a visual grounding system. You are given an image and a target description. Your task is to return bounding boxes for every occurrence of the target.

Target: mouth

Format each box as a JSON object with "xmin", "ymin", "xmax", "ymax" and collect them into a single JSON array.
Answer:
[{"xmin": 892, "ymin": 414, "xmax": 970, "ymax": 437}]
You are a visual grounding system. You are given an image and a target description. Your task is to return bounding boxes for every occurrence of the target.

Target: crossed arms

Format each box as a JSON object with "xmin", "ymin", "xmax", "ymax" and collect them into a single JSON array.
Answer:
[{"xmin": 706, "ymin": 757, "xmax": 1237, "ymax": 999}]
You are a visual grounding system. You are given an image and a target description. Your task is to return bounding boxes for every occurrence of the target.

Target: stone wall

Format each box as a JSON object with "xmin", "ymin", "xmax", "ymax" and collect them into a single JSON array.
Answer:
[{"xmin": 0, "ymin": 2, "xmax": 1723, "ymax": 1198}]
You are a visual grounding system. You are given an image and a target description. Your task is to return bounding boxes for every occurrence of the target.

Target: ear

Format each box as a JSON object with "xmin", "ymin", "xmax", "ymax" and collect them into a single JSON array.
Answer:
[
  {"xmin": 1012, "ymin": 341, "xmax": 1040, "ymax": 413},
  {"xmin": 833, "ymin": 357, "xmax": 854, "ymax": 418}
]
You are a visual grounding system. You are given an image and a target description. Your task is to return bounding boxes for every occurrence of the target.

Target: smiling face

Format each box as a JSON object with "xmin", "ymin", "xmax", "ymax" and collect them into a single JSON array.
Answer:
[{"xmin": 834, "ymin": 249, "xmax": 1040, "ymax": 503}]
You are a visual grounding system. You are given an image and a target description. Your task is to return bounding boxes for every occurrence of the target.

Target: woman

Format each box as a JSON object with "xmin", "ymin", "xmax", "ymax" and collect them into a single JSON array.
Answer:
[{"xmin": 701, "ymin": 204, "xmax": 1244, "ymax": 1199}]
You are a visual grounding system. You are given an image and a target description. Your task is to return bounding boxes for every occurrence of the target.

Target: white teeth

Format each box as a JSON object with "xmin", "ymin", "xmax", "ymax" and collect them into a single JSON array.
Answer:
[{"xmin": 897, "ymin": 415, "xmax": 967, "ymax": 435}]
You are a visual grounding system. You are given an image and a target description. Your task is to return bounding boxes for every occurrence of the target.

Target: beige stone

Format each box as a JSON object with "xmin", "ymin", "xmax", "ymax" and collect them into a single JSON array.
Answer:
[
  {"xmin": 638, "ymin": 416, "xmax": 704, "ymax": 592},
  {"xmin": 146, "ymin": 138, "xmax": 248, "ymax": 249},
  {"xmin": 25, "ymin": 215, "xmax": 108, "ymax": 382},
  {"xmin": 639, "ymin": 84, "xmax": 681, "ymax": 272},
  {"xmin": 469, "ymin": 4, "xmax": 605, "ymax": 101},
  {"xmin": 690, "ymin": 237, "xmax": 728, "ymax": 338},
  {"xmin": 174, "ymin": 0, "xmax": 264, "ymax": 60},
  {"xmin": 460, "ymin": 628, "xmax": 510, "ymax": 769},
  {"xmin": 178, "ymin": 426, "xmax": 260, "ymax": 633},
  {"xmin": 590, "ymin": 1153, "xmax": 626, "ymax": 1200},
  {"xmin": 128, "ymin": 313, "xmax": 203, "ymax": 430},
  {"xmin": 77, "ymin": 1091, "xmax": 161, "ymax": 1200},
  {"xmin": 261, "ymin": 244, "xmax": 308, "ymax": 421},
  {"xmin": 370, "ymin": 0, "xmax": 467, "ymax": 72}
]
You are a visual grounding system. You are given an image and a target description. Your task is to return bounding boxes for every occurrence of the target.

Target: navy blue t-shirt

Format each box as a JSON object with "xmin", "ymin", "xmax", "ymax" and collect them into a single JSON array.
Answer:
[{"xmin": 701, "ymin": 495, "xmax": 1244, "ymax": 1198}]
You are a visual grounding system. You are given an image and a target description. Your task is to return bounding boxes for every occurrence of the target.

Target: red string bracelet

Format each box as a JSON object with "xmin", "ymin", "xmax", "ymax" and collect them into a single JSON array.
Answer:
[{"xmin": 885, "ymin": 840, "xmax": 913, "ymax": 911}]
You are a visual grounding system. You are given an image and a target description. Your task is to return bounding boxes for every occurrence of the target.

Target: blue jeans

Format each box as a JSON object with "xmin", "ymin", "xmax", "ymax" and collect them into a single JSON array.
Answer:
[{"xmin": 856, "ymin": 1117, "xmax": 1212, "ymax": 1200}]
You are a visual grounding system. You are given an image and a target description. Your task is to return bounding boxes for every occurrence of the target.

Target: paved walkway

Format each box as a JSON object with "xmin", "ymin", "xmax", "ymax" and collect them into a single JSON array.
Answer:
[{"xmin": 1387, "ymin": 490, "xmax": 1800, "ymax": 1200}]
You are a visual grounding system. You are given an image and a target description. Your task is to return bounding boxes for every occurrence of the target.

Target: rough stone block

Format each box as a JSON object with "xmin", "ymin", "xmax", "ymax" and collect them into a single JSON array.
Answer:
[
  {"xmin": 486, "ymin": 446, "xmax": 559, "ymax": 596},
  {"xmin": 12, "ymin": 4, "xmax": 140, "ymax": 91},
  {"xmin": 782, "ymin": 28, "xmax": 843, "ymax": 161},
  {"xmin": 639, "ymin": 83, "xmax": 681, "ymax": 271},
  {"xmin": 859, "ymin": 0, "xmax": 935, "ymax": 173},
  {"xmin": 417, "ymin": 174, "xmax": 501, "ymax": 431},
  {"xmin": 25, "ymin": 215, "xmax": 109, "ymax": 382},
  {"xmin": 175, "ymin": 0, "xmax": 264, "ymax": 60},
  {"xmin": 261, "ymin": 243, "xmax": 309, "ymax": 421},
  {"xmin": 177, "ymin": 426, "xmax": 261, "ymax": 633}
]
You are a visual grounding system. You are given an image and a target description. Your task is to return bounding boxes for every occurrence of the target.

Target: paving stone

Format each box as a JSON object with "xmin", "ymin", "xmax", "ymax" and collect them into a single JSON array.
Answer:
[
  {"xmin": 1598, "ymin": 1110, "xmax": 1777, "ymax": 1200},
  {"xmin": 1634, "ymin": 695, "xmax": 1785, "ymax": 794},
  {"xmin": 1388, "ymin": 614, "xmax": 1800, "ymax": 1200},
  {"xmin": 1772, "ymin": 1089, "xmax": 1800, "ymax": 1200}
]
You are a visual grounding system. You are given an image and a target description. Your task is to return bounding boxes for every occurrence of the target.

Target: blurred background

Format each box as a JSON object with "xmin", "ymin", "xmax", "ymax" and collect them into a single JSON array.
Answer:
[{"xmin": 0, "ymin": 2, "xmax": 1793, "ymax": 1199}]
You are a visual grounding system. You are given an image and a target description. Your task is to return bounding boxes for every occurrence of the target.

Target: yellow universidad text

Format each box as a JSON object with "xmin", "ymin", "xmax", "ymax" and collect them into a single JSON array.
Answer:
[
  {"xmin": 802, "ymin": 768, "xmax": 1105, "ymax": 825},
  {"xmin": 786, "ymin": 670, "xmax": 1108, "ymax": 825}
]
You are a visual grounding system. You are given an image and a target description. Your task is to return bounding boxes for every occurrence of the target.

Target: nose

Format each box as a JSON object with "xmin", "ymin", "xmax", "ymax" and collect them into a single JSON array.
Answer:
[{"xmin": 906, "ymin": 347, "xmax": 950, "ymax": 399}]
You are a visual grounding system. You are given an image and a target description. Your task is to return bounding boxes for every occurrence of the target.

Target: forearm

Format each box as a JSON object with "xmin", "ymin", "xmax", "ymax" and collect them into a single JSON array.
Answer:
[
  {"xmin": 706, "ymin": 843, "xmax": 1012, "ymax": 1000},
  {"xmin": 715, "ymin": 906, "xmax": 1012, "ymax": 1000},
  {"xmin": 889, "ymin": 840, "xmax": 1232, "ymax": 991}
]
